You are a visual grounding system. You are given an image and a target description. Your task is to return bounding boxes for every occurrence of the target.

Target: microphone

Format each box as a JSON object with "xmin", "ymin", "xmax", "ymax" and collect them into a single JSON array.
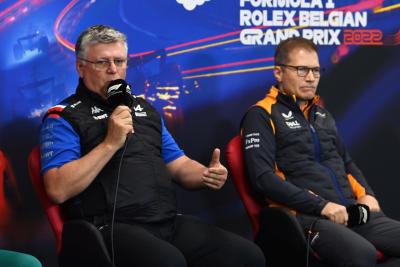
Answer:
[
  {"xmin": 347, "ymin": 204, "xmax": 370, "ymax": 227},
  {"xmin": 106, "ymin": 79, "xmax": 134, "ymax": 139},
  {"xmin": 106, "ymin": 79, "xmax": 133, "ymax": 109},
  {"xmin": 107, "ymin": 79, "xmax": 134, "ymax": 265}
]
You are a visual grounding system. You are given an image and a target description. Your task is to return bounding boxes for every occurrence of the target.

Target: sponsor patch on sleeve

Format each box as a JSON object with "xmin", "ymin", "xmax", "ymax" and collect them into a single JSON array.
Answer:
[{"xmin": 244, "ymin": 132, "xmax": 260, "ymax": 150}]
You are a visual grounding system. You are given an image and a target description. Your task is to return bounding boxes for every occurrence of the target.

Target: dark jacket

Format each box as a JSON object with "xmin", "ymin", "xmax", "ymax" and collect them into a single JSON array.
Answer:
[{"xmin": 241, "ymin": 86, "xmax": 373, "ymax": 216}]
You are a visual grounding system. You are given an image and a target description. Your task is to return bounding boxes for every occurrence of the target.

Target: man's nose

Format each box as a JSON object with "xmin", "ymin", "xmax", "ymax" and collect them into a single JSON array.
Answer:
[
  {"xmin": 107, "ymin": 61, "xmax": 118, "ymax": 73},
  {"xmin": 305, "ymin": 69, "xmax": 316, "ymax": 81}
]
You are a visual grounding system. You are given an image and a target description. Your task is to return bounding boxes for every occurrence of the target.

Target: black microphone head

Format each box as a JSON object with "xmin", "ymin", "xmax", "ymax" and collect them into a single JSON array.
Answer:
[{"xmin": 106, "ymin": 79, "xmax": 133, "ymax": 109}]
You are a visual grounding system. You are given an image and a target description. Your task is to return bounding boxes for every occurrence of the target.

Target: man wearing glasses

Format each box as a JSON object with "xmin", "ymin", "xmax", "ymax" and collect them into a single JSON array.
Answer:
[
  {"xmin": 241, "ymin": 37, "xmax": 400, "ymax": 267},
  {"xmin": 39, "ymin": 25, "xmax": 264, "ymax": 266}
]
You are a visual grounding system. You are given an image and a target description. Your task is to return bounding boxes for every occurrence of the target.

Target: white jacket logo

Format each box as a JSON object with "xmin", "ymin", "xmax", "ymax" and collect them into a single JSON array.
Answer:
[
  {"xmin": 133, "ymin": 104, "xmax": 147, "ymax": 117},
  {"xmin": 91, "ymin": 106, "xmax": 103, "ymax": 114},
  {"xmin": 134, "ymin": 104, "xmax": 143, "ymax": 112},
  {"xmin": 176, "ymin": 0, "xmax": 210, "ymax": 11},
  {"xmin": 285, "ymin": 121, "xmax": 301, "ymax": 129},
  {"xmin": 91, "ymin": 106, "xmax": 107, "ymax": 120},
  {"xmin": 93, "ymin": 114, "xmax": 108, "ymax": 120},
  {"xmin": 282, "ymin": 110, "xmax": 301, "ymax": 129},
  {"xmin": 282, "ymin": 111, "xmax": 294, "ymax": 120}
]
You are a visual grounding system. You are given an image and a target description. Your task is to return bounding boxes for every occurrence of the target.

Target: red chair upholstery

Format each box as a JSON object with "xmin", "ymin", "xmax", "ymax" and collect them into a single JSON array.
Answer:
[
  {"xmin": 224, "ymin": 136, "xmax": 262, "ymax": 237},
  {"xmin": 28, "ymin": 146, "xmax": 114, "ymax": 267},
  {"xmin": 0, "ymin": 150, "xmax": 21, "ymax": 227},
  {"xmin": 28, "ymin": 146, "xmax": 63, "ymax": 253},
  {"xmin": 225, "ymin": 135, "xmax": 387, "ymax": 266}
]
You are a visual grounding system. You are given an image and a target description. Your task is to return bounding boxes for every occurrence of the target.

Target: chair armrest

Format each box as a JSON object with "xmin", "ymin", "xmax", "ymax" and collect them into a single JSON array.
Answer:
[
  {"xmin": 256, "ymin": 207, "xmax": 386, "ymax": 266},
  {"xmin": 257, "ymin": 207, "xmax": 307, "ymax": 253},
  {"xmin": 256, "ymin": 207, "xmax": 329, "ymax": 267},
  {"xmin": 59, "ymin": 220, "xmax": 113, "ymax": 267}
]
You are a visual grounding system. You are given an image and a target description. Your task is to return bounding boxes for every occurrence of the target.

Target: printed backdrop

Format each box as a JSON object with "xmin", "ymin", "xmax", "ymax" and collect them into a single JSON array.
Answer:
[{"xmin": 0, "ymin": 0, "xmax": 399, "ymax": 266}]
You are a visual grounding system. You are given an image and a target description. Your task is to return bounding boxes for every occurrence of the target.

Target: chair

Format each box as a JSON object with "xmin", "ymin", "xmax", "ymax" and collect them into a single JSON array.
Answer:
[
  {"xmin": 28, "ymin": 146, "xmax": 114, "ymax": 267},
  {"xmin": 225, "ymin": 135, "xmax": 386, "ymax": 267},
  {"xmin": 0, "ymin": 150, "xmax": 21, "ymax": 227}
]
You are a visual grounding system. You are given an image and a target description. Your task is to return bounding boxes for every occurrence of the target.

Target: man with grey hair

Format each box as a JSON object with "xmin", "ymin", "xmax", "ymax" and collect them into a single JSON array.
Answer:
[{"xmin": 40, "ymin": 25, "xmax": 265, "ymax": 267}]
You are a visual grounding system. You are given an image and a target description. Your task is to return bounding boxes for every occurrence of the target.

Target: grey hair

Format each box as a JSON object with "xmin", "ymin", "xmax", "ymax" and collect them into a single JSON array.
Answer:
[{"xmin": 75, "ymin": 25, "xmax": 128, "ymax": 59}]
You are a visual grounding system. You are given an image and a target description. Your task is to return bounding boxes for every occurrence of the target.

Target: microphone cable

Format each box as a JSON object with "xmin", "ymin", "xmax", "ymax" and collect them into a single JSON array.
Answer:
[
  {"xmin": 306, "ymin": 217, "xmax": 320, "ymax": 267},
  {"xmin": 106, "ymin": 79, "xmax": 134, "ymax": 266},
  {"xmin": 110, "ymin": 137, "xmax": 130, "ymax": 267}
]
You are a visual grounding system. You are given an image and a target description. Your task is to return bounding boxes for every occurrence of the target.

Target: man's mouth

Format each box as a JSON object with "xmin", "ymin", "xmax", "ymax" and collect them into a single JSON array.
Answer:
[{"xmin": 301, "ymin": 86, "xmax": 316, "ymax": 91}]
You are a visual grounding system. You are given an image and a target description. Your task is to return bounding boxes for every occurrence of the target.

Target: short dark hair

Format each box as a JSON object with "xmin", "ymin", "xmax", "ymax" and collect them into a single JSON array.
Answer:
[
  {"xmin": 75, "ymin": 25, "xmax": 127, "ymax": 59},
  {"xmin": 274, "ymin": 37, "xmax": 318, "ymax": 65}
]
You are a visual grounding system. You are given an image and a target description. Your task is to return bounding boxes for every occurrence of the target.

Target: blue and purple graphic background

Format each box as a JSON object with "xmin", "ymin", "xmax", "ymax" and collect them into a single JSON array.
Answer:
[{"xmin": 0, "ymin": 1, "xmax": 399, "ymax": 265}]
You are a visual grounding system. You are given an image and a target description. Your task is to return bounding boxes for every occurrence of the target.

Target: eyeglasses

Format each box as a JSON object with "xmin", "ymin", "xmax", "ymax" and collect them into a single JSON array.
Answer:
[
  {"xmin": 79, "ymin": 57, "xmax": 128, "ymax": 70},
  {"xmin": 277, "ymin": 64, "xmax": 323, "ymax": 78}
]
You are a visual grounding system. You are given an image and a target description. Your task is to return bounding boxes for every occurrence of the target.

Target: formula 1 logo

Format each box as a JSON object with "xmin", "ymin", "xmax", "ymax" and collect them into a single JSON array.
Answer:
[{"xmin": 176, "ymin": 0, "xmax": 211, "ymax": 11}]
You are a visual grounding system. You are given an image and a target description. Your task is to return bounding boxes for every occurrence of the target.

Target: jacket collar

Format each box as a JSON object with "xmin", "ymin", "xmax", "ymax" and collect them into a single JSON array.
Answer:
[
  {"xmin": 76, "ymin": 78, "xmax": 109, "ymax": 105},
  {"xmin": 270, "ymin": 85, "xmax": 320, "ymax": 107}
]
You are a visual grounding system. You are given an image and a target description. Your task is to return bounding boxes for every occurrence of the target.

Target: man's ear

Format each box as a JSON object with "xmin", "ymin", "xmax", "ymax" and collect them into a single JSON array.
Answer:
[
  {"xmin": 76, "ymin": 60, "xmax": 84, "ymax": 78},
  {"xmin": 274, "ymin": 65, "xmax": 283, "ymax": 83}
]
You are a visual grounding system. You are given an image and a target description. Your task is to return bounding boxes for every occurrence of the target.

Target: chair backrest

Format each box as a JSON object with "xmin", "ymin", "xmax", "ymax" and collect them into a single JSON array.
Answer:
[
  {"xmin": 225, "ymin": 135, "xmax": 262, "ymax": 236},
  {"xmin": 28, "ymin": 146, "xmax": 63, "ymax": 254},
  {"xmin": 0, "ymin": 150, "xmax": 19, "ymax": 194},
  {"xmin": 0, "ymin": 150, "xmax": 13, "ymax": 226}
]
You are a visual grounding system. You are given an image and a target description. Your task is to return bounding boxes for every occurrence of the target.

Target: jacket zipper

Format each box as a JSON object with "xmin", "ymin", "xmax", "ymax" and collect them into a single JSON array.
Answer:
[{"xmin": 309, "ymin": 122, "xmax": 348, "ymax": 206}]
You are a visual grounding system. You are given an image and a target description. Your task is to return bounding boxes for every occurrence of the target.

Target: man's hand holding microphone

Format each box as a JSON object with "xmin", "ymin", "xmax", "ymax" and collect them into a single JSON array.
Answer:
[
  {"xmin": 104, "ymin": 79, "xmax": 134, "ymax": 151},
  {"xmin": 321, "ymin": 201, "xmax": 370, "ymax": 227}
]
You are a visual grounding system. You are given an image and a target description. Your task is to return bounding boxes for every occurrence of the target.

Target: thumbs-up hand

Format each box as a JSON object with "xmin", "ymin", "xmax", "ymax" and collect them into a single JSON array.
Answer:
[{"xmin": 202, "ymin": 148, "xmax": 228, "ymax": 190}]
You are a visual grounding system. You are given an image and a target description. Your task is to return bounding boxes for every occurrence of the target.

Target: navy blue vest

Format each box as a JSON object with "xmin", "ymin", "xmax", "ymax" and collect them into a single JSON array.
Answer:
[{"xmin": 46, "ymin": 81, "xmax": 177, "ymax": 224}]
